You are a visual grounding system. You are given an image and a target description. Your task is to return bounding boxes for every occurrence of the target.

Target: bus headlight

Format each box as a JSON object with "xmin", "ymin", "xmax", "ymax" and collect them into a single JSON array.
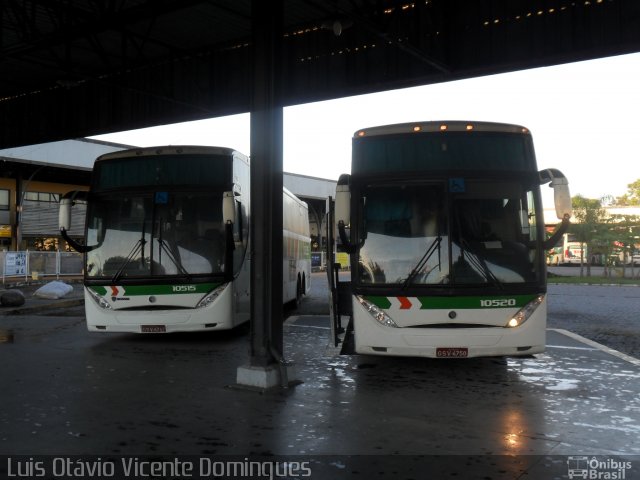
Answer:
[
  {"xmin": 196, "ymin": 284, "xmax": 227, "ymax": 309},
  {"xmin": 87, "ymin": 288, "xmax": 112, "ymax": 310},
  {"xmin": 357, "ymin": 296, "xmax": 399, "ymax": 328},
  {"xmin": 506, "ymin": 295, "xmax": 544, "ymax": 328}
]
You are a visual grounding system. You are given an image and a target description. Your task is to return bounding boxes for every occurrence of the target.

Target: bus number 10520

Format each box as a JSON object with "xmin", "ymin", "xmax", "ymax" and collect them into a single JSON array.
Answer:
[{"xmin": 479, "ymin": 298, "xmax": 517, "ymax": 308}]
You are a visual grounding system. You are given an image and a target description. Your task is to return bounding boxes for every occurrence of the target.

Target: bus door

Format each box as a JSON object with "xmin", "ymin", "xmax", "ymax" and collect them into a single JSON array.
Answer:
[{"xmin": 326, "ymin": 197, "xmax": 353, "ymax": 353}]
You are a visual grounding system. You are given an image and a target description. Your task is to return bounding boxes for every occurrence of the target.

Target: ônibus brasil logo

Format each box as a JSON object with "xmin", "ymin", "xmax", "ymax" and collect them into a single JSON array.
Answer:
[{"xmin": 567, "ymin": 456, "xmax": 632, "ymax": 479}]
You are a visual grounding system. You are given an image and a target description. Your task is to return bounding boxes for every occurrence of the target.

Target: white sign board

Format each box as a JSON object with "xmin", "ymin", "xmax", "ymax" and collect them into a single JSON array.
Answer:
[{"xmin": 4, "ymin": 252, "xmax": 27, "ymax": 276}]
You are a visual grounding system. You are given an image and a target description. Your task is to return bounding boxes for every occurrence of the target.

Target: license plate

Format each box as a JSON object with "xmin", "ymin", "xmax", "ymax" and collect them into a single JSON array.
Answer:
[
  {"xmin": 436, "ymin": 347, "xmax": 468, "ymax": 358},
  {"xmin": 141, "ymin": 325, "xmax": 166, "ymax": 333}
]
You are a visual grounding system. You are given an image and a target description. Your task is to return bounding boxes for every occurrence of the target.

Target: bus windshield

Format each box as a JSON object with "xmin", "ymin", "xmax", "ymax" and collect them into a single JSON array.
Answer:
[
  {"xmin": 85, "ymin": 191, "xmax": 225, "ymax": 278},
  {"xmin": 357, "ymin": 180, "xmax": 541, "ymax": 286}
]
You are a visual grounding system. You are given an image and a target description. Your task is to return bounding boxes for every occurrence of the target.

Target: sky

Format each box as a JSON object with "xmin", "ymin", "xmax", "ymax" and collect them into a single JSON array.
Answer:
[{"xmin": 92, "ymin": 51, "xmax": 640, "ymax": 209}]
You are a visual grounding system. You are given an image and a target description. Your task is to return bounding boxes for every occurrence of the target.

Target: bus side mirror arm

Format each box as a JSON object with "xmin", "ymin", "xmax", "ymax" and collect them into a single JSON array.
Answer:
[
  {"xmin": 543, "ymin": 214, "xmax": 570, "ymax": 250},
  {"xmin": 60, "ymin": 227, "xmax": 94, "ymax": 253}
]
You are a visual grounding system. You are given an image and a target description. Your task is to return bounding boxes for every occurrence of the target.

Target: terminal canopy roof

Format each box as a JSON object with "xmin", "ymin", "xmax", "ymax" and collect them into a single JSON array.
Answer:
[{"xmin": 1, "ymin": 0, "xmax": 640, "ymax": 148}]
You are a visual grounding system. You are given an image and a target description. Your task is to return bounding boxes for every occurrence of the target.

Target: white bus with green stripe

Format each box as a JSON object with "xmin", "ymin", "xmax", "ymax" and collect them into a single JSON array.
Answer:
[
  {"xmin": 60, "ymin": 146, "xmax": 310, "ymax": 333},
  {"xmin": 333, "ymin": 121, "xmax": 571, "ymax": 358}
]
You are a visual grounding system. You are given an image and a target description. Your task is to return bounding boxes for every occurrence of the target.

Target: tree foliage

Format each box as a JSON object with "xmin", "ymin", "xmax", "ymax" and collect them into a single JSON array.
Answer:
[
  {"xmin": 571, "ymin": 195, "xmax": 606, "ymax": 245},
  {"xmin": 608, "ymin": 214, "xmax": 640, "ymax": 275},
  {"xmin": 569, "ymin": 195, "xmax": 606, "ymax": 275},
  {"xmin": 615, "ymin": 179, "xmax": 640, "ymax": 206},
  {"xmin": 568, "ymin": 194, "xmax": 640, "ymax": 278}
]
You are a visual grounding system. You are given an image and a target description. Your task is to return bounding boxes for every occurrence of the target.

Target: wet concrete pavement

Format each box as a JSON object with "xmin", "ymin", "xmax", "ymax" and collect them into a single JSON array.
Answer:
[
  {"xmin": 0, "ymin": 274, "xmax": 639, "ymax": 478},
  {"xmin": 547, "ymin": 284, "xmax": 640, "ymax": 358}
]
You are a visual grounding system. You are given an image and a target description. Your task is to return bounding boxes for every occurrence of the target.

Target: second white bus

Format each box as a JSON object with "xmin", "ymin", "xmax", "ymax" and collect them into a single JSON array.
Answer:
[{"xmin": 60, "ymin": 146, "xmax": 310, "ymax": 333}]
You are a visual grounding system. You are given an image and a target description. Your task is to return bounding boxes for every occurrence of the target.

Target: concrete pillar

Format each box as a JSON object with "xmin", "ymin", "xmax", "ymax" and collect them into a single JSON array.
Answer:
[{"xmin": 236, "ymin": 0, "xmax": 297, "ymax": 390}]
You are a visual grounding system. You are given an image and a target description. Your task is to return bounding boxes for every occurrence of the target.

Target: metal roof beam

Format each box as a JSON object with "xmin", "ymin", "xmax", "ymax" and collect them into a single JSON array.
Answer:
[{"xmin": 303, "ymin": 0, "xmax": 450, "ymax": 74}]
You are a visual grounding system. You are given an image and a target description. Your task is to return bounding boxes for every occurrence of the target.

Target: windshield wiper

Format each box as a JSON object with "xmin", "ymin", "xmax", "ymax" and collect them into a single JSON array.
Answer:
[
  {"xmin": 157, "ymin": 238, "xmax": 191, "ymax": 278},
  {"xmin": 402, "ymin": 236, "xmax": 442, "ymax": 290},
  {"xmin": 458, "ymin": 237, "xmax": 503, "ymax": 289},
  {"xmin": 155, "ymin": 217, "xmax": 191, "ymax": 278},
  {"xmin": 111, "ymin": 232, "xmax": 147, "ymax": 284}
]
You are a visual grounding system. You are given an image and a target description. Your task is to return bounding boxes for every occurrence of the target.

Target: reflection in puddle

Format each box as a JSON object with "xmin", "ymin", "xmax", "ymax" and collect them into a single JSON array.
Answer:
[
  {"xmin": 500, "ymin": 409, "xmax": 527, "ymax": 452},
  {"xmin": 546, "ymin": 379, "xmax": 580, "ymax": 391},
  {"xmin": 0, "ymin": 329, "xmax": 14, "ymax": 343},
  {"xmin": 511, "ymin": 357, "xmax": 582, "ymax": 391}
]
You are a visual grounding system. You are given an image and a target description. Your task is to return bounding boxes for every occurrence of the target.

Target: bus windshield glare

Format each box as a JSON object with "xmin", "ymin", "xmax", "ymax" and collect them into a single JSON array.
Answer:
[
  {"xmin": 357, "ymin": 179, "xmax": 540, "ymax": 286},
  {"xmin": 85, "ymin": 191, "xmax": 225, "ymax": 278}
]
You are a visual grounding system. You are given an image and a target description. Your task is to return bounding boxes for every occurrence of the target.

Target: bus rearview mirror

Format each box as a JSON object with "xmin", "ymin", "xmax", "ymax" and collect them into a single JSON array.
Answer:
[
  {"xmin": 553, "ymin": 183, "xmax": 571, "ymax": 220},
  {"xmin": 222, "ymin": 191, "xmax": 236, "ymax": 225},
  {"xmin": 335, "ymin": 174, "xmax": 351, "ymax": 226},
  {"xmin": 59, "ymin": 198, "xmax": 72, "ymax": 231},
  {"xmin": 539, "ymin": 168, "xmax": 572, "ymax": 220},
  {"xmin": 59, "ymin": 190, "xmax": 88, "ymax": 231}
]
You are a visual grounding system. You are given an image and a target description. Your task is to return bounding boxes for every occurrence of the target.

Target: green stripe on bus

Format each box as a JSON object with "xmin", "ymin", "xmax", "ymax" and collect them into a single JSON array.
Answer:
[
  {"xmin": 419, "ymin": 294, "xmax": 538, "ymax": 309},
  {"xmin": 365, "ymin": 296, "xmax": 392, "ymax": 309},
  {"xmin": 89, "ymin": 283, "xmax": 222, "ymax": 296},
  {"xmin": 91, "ymin": 286, "xmax": 108, "ymax": 296},
  {"xmin": 363, "ymin": 294, "xmax": 539, "ymax": 310}
]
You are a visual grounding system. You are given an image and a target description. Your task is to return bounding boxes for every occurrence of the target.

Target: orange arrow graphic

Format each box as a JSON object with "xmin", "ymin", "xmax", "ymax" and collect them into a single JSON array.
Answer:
[{"xmin": 398, "ymin": 296, "xmax": 412, "ymax": 309}]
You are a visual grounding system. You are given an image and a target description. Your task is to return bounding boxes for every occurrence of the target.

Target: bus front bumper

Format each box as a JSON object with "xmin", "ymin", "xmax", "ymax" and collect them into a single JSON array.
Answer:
[{"xmin": 352, "ymin": 296, "xmax": 547, "ymax": 358}]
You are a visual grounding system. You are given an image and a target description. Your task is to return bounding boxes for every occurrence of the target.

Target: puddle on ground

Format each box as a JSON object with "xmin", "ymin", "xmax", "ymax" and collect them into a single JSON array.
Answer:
[{"xmin": 0, "ymin": 329, "xmax": 14, "ymax": 343}]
